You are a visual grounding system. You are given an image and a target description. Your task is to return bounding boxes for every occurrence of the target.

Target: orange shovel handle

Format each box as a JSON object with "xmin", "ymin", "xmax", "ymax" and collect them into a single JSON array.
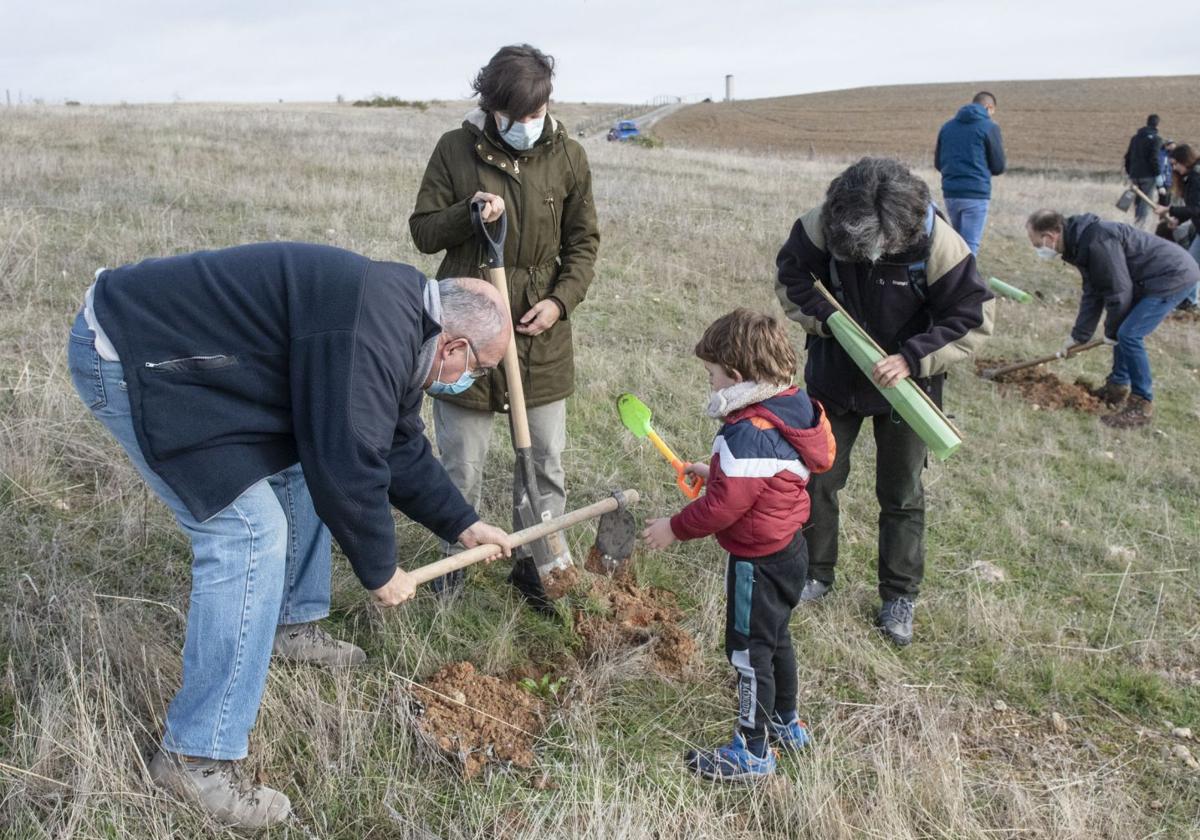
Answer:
[
  {"xmin": 646, "ymin": 429, "xmax": 704, "ymax": 499},
  {"xmin": 674, "ymin": 465, "xmax": 705, "ymax": 500}
]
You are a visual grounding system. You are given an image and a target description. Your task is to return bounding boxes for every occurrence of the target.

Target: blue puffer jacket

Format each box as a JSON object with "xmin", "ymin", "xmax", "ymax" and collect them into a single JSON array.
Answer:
[{"xmin": 935, "ymin": 103, "xmax": 1006, "ymax": 199}]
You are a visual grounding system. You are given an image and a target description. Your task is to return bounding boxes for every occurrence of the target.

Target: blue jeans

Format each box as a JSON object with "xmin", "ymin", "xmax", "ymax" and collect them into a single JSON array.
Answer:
[
  {"xmin": 67, "ymin": 310, "xmax": 332, "ymax": 760},
  {"xmin": 1185, "ymin": 236, "xmax": 1200, "ymax": 306},
  {"xmin": 943, "ymin": 197, "xmax": 990, "ymax": 256},
  {"xmin": 1107, "ymin": 289, "xmax": 1194, "ymax": 401}
]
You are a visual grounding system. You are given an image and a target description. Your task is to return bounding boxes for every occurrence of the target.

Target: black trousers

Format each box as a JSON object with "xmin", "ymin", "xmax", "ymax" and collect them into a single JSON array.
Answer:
[
  {"xmin": 725, "ymin": 535, "xmax": 806, "ymax": 747},
  {"xmin": 803, "ymin": 409, "xmax": 927, "ymax": 601}
]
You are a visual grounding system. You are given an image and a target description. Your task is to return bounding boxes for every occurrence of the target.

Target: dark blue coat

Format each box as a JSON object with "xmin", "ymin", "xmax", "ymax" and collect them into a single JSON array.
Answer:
[
  {"xmin": 93, "ymin": 243, "xmax": 477, "ymax": 590},
  {"xmin": 935, "ymin": 103, "xmax": 1007, "ymax": 200},
  {"xmin": 1064, "ymin": 214, "xmax": 1200, "ymax": 342}
]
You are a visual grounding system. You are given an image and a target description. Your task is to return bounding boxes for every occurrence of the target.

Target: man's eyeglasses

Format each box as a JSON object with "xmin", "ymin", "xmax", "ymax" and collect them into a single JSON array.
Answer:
[{"xmin": 463, "ymin": 340, "xmax": 494, "ymax": 380}]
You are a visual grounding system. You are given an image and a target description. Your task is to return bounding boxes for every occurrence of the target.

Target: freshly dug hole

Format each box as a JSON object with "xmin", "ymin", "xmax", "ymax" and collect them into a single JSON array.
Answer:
[
  {"xmin": 412, "ymin": 661, "xmax": 546, "ymax": 778},
  {"xmin": 975, "ymin": 358, "xmax": 1106, "ymax": 414}
]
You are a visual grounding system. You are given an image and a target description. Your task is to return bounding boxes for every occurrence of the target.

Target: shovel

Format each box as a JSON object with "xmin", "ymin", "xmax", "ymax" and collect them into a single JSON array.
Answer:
[
  {"xmin": 979, "ymin": 339, "xmax": 1104, "ymax": 380},
  {"xmin": 616, "ymin": 394, "xmax": 704, "ymax": 500},
  {"xmin": 409, "ymin": 490, "xmax": 639, "ymax": 590},
  {"xmin": 583, "ymin": 489, "xmax": 638, "ymax": 579},
  {"xmin": 470, "ymin": 198, "xmax": 572, "ymax": 610}
]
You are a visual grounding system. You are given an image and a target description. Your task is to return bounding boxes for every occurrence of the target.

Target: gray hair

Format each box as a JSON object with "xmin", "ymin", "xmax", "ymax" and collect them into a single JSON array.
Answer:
[
  {"xmin": 438, "ymin": 278, "xmax": 507, "ymax": 345},
  {"xmin": 821, "ymin": 157, "xmax": 932, "ymax": 263}
]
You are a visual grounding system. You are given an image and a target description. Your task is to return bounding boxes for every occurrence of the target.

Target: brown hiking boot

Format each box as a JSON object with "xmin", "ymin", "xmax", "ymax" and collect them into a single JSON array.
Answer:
[
  {"xmin": 1090, "ymin": 381, "xmax": 1130, "ymax": 408},
  {"xmin": 273, "ymin": 621, "xmax": 366, "ymax": 668},
  {"xmin": 148, "ymin": 750, "xmax": 291, "ymax": 828},
  {"xmin": 1101, "ymin": 395, "xmax": 1153, "ymax": 429}
]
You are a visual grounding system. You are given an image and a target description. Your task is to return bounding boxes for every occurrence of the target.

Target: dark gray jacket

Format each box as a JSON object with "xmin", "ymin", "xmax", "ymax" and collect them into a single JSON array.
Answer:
[
  {"xmin": 1124, "ymin": 126, "xmax": 1162, "ymax": 180},
  {"xmin": 1064, "ymin": 214, "xmax": 1200, "ymax": 342}
]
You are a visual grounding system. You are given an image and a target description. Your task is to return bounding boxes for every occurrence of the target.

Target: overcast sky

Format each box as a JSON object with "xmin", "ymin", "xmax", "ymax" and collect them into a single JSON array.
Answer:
[{"xmin": 1, "ymin": 0, "xmax": 1192, "ymax": 105}]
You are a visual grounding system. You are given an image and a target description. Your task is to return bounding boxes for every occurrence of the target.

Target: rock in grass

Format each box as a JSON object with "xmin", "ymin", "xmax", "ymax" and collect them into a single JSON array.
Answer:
[
  {"xmin": 1172, "ymin": 727, "xmax": 1193, "ymax": 740},
  {"xmin": 1050, "ymin": 711, "xmax": 1069, "ymax": 734},
  {"xmin": 970, "ymin": 560, "xmax": 1008, "ymax": 583},
  {"xmin": 992, "ymin": 699, "xmax": 1008, "ymax": 712}
]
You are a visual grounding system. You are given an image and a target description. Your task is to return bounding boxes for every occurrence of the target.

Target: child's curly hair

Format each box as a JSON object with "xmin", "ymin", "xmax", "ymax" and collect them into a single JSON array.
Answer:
[{"xmin": 695, "ymin": 309, "xmax": 797, "ymax": 387}]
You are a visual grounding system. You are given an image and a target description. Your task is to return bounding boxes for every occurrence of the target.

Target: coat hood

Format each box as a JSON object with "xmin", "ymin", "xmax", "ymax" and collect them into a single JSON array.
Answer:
[
  {"xmin": 955, "ymin": 103, "xmax": 990, "ymax": 123},
  {"xmin": 725, "ymin": 388, "xmax": 836, "ymax": 475},
  {"xmin": 1063, "ymin": 213, "xmax": 1101, "ymax": 264}
]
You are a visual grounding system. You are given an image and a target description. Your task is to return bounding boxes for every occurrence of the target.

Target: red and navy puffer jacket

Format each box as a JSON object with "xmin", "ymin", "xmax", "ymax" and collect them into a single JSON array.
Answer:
[{"xmin": 669, "ymin": 387, "xmax": 836, "ymax": 558}]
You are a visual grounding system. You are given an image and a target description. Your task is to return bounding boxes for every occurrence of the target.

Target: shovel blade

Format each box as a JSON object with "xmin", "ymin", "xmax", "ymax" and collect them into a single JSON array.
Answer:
[
  {"xmin": 584, "ymin": 506, "xmax": 637, "ymax": 579},
  {"xmin": 616, "ymin": 393, "xmax": 654, "ymax": 438}
]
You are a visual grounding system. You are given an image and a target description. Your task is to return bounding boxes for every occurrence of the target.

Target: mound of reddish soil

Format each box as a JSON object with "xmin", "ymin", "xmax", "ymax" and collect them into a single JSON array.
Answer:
[
  {"xmin": 413, "ymin": 661, "xmax": 546, "ymax": 778},
  {"xmin": 976, "ymin": 359, "xmax": 1105, "ymax": 414},
  {"xmin": 575, "ymin": 578, "xmax": 698, "ymax": 677},
  {"xmin": 541, "ymin": 564, "xmax": 580, "ymax": 600}
]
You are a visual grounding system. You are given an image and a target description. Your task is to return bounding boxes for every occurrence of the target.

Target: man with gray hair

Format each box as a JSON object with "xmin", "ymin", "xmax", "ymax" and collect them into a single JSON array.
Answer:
[
  {"xmin": 67, "ymin": 242, "xmax": 513, "ymax": 827},
  {"xmin": 775, "ymin": 158, "xmax": 994, "ymax": 645}
]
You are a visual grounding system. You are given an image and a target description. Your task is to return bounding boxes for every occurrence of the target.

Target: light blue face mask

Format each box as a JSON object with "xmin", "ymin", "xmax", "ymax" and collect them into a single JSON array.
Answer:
[
  {"xmin": 498, "ymin": 114, "xmax": 544, "ymax": 151},
  {"xmin": 426, "ymin": 343, "xmax": 479, "ymax": 396}
]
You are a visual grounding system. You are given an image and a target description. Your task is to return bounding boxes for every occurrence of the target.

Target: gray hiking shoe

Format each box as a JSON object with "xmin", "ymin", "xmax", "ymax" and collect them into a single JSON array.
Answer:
[
  {"xmin": 273, "ymin": 621, "xmax": 366, "ymax": 668},
  {"xmin": 799, "ymin": 579, "xmax": 833, "ymax": 603},
  {"xmin": 876, "ymin": 598, "xmax": 915, "ymax": 646},
  {"xmin": 148, "ymin": 750, "xmax": 291, "ymax": 829}
]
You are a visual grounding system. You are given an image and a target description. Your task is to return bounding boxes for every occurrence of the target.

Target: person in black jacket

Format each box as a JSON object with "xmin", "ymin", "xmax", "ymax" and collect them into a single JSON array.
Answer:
[
  {"xmin": 1125, "ymin": 115, "xmax": 1165, "ymax": 227},
  {"xmin": 775, "ymin": 158, "xmax": 994, "ymax": 646},
  {"xmin": 1027, "ymin": 211, "xmax": 1199, "ymax": 428},
  {"xmin": 1153, "ymin": 143, "xmax": 1200, "ymax": 309},
  {"xmin": 68, "ymin": 243, "xmax": 513, "ymax": 827}
]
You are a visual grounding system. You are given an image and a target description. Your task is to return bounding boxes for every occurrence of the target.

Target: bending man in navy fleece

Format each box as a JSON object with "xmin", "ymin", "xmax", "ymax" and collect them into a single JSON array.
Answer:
[
  {"xmin": 775, "ymin": 158, "xmax": 994, "ymax": 646},
  {"xmin": 68, "ymin": 242, "xmax": 513, "ymax": 828}
]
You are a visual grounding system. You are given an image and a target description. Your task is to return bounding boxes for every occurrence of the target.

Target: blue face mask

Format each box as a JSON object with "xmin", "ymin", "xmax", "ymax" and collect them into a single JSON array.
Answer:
[
  {"xmin": 426, "ymin": 343, "xmax": 479, "ymax": 396},
  {"xmin": 498, "ymin": 114, "xmax": 544, "ymax": 151}
]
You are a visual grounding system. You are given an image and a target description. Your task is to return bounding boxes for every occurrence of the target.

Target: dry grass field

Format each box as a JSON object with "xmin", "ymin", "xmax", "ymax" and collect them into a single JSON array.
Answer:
[
  {"xmin": 656, "ymin": 75, "xmax": 1200, "ymax": 173},
  {"xmin": 1, "ymin": 99, "xmax": 1199, "ymax": 838}
]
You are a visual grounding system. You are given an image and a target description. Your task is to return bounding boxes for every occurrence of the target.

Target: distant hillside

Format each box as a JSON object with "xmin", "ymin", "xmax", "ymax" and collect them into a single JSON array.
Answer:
[{"xmin": 656, "ymin": 75, "xmax": 1200, "ymax": 174}]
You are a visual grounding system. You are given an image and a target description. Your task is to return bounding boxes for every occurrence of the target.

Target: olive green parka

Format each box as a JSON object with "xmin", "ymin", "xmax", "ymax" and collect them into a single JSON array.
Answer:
[{"xmin": 409, "ymin": 109, "xmax": 600, "ymax": 411}]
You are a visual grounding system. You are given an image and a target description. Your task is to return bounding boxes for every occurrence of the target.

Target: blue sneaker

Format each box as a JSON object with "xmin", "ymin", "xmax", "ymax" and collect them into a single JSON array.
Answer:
[
  {"xmin": 684, "ymin": 732, "xmax": 776, "ymax": 782},
  {"xmin": 768, "ymin": 713, "xmax": 811, "ymax": 752}
]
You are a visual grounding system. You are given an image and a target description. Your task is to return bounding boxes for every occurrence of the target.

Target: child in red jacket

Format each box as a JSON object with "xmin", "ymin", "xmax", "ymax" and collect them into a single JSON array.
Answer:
[{"xmin": 642, "ymin": 308, "xmax": 835, "ymax": 782}]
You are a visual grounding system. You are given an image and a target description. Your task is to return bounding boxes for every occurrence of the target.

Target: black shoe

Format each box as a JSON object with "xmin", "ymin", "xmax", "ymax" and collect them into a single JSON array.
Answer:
[
  {"xmin": 1177, "ymin": 299, "xmax": 1198, "ymax": 312},
  {"xmin": 430, "ymin": 568, "xmax": 465, "ymax": 597},
  {"xmin": 507, "ymin": 558, "xmax": 555, "ymax": 614}
]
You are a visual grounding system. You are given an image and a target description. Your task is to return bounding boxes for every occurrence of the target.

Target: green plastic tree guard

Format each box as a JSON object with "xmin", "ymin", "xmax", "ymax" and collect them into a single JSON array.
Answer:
[
  {"xmin": 825, "ymin": 311, "xmax": 963, "ymax": 460},
  {"xmin": 987, "ymin": 277, "xmax": 1033, "ymax": 303}
]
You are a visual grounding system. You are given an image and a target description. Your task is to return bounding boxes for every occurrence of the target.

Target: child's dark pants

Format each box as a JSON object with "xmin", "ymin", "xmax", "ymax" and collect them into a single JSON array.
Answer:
[{"xmin": 725, "ymin": 534, "xmax": 807, "ymax": 754}]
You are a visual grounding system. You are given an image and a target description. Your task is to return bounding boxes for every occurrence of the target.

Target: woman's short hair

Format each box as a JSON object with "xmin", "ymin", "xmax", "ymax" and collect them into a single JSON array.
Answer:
[
  {"xmin": 472, "ymin": 44, "xmax": 555, "ymax": 119},
  {"xmin": 822, "ymin": 158, "xmax": 932, "ymax": 263}
]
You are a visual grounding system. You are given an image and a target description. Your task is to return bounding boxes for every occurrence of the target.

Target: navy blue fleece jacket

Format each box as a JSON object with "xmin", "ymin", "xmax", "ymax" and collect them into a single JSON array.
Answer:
[{"xmin": 92, "ymin": 242, "xmax": 478, "ymax": 589}]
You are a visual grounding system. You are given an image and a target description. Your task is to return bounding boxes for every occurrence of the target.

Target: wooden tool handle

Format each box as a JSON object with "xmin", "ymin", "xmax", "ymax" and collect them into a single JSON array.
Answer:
[
  {"xmin": 983, "ymin": 339, "xmax": 1104, "ymax": 378},
  {"xmin": 484, "ymin": 264, "xmax": 533, "ymax": 450},
  {"xmin": 408, "ymin": 490, "xmax": 640, "ymax": 586},
  {"xmin": 1128, "ymin": 183, "xmax": 1159, "ymax": 205}
]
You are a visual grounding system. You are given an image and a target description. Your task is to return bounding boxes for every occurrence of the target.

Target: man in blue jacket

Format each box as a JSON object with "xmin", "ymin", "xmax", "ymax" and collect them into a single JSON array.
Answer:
[
  {"xmin": 935, "ymin": 91, "xmax": 1007, "ymax": 256},
  {"xmin": 67, "ymin": 242, "xmax": 514, "ymax": 827},
  {"xmin": 1027, "ymin": 210, "xmax": 1198, "ymax": 429}
]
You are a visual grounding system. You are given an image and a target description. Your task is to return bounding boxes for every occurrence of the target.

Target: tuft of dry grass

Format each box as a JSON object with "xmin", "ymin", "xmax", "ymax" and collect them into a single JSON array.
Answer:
[{"xmin": 0, "ymin": 101, "xmax": 1197, "ymax": 838}]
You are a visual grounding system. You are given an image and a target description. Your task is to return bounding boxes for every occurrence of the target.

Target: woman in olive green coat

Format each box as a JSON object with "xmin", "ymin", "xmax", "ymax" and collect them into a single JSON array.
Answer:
[{"xmin": 409, "ymin": 44, "xmax": 600, "ymax": 593}]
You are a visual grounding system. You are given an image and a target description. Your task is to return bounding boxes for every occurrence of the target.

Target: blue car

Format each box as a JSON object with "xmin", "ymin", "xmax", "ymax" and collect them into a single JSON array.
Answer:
[{"xmin": 607, "ymin": 120, "xmax": 641, "ymax": 142}]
